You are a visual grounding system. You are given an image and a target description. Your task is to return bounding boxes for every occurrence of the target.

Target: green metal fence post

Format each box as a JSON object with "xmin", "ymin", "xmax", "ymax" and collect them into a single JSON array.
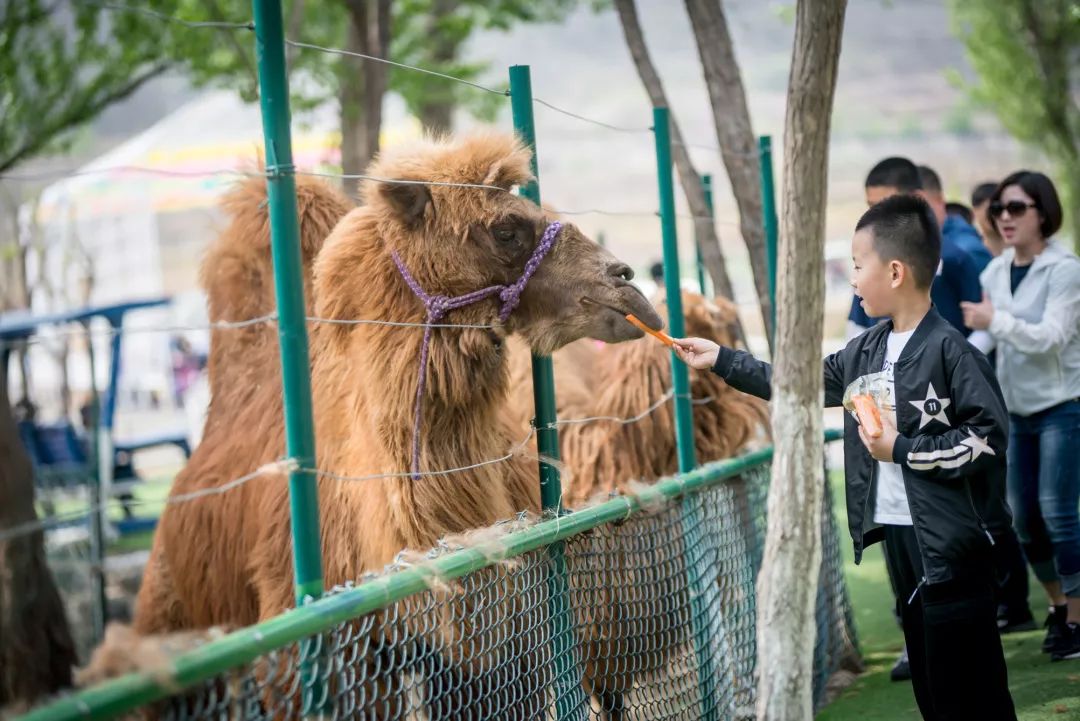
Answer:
[
  {"xmin": 82, "ymin": 323, "xmax": 106, "ymax": 645},
  {"xmin": 759, "ymin": 135, "xmax": 779, "ymax": 346},
  {"xmin": 509, "ymin": 65, "xmax": 562, "ymax": 515},
  {"xmin": 509, "ymin": 64, "xmax": 581, "ymax": 718},
  {"xmin": 654, "ymin": 108, "xmax": 697, "ymax": 475},
  {"xmin": 251, "ymin": 0, "xmax": 325, "ymax": 712},
  {"xmin": 654, "ymin": 107, "xmax": 719, "ymax": 719},
  {"xmin": 252, "ymin": 0, "xmax": 323, "ymax": 609},
  {"xmin": 698, "ymin": 174, "xmax": 713, "ymax": 296}
]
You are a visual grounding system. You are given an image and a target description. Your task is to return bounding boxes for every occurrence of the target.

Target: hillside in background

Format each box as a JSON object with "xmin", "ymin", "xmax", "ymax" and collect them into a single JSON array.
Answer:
[{"xmin": 11, "ymin": 0, "xmax": 1045, "ymax": 314}]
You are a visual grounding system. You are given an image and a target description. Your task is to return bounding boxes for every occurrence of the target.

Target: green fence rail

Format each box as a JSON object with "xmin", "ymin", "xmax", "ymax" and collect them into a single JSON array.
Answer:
[{"xmin": 18, "ymin": 430, "xmax": 855, "ymax": 721}]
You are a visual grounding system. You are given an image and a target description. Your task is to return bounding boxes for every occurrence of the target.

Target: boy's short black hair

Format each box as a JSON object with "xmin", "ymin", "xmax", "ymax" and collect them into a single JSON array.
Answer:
[
  {"xmin": 917, "ymin": 164, "xmax": 943, "ymax": 195},
  {"xmin": 971, "ymin": 182, "xmax": 997, "ymax": 207},
  {"xmin": 990, "ymin": 170, "xmax": 1063, "ymax": 238},
  {"xmin": 649, "ymin": 261, "xmax": 664, "ymax": 284},
  {"xmin": 865, "ymin": 157, "xmax": 922, "ymax": 192},
  {"xmin": 945, "ymin": 201, "xmax": 974, "ymax": 224},
  {"xmin": 856, "ymin": 194, "xmax": 941, "ymax": 290}
]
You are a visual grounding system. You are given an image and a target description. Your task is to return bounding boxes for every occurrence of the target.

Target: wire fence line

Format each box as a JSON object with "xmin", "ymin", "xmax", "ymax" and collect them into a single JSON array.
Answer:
[
  {"xmin": 1, "ymin": 384, "xmax": 723, "ymax": 544},
  {"xmin": 41, "ymin": 2, "xmax": 765, "ymax": 168}
]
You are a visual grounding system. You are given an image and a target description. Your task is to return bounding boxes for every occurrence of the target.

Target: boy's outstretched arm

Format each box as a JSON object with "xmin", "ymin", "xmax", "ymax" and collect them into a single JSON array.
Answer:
[
  {"xmin": 863, "ymin": 349, "xmax": 1008, "ymax": 480},
  {"xmin": 674, "ymin": 338, "xmax": 846, "ymax": 407}
]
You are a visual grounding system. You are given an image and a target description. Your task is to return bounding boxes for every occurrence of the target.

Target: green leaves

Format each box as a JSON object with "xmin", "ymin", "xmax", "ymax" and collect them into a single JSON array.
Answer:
[
  {"xmin": 0, "ymin": 1, "xmax": 589, "ymax": 172},
  {"xmin": 948, "ymin": 0, "xmax": 1080, "ymax": 243},
  {"xmin": 0, "ymin": 1, "xmax": 173, "ymax": 172}
]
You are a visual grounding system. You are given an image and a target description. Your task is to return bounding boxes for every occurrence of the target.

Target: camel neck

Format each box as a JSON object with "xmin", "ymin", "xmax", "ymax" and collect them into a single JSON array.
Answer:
[{"xmin": 312, "ymin": 244, "xmax": 513, "ymax": 471}]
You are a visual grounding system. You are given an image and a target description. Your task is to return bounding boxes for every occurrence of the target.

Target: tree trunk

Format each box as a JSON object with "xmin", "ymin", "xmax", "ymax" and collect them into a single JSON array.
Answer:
[
  {"xmin": 339, "ymin": 0, "xmax": 391, "ymax": 200},
  {"xmin": 684, "ymin": 0, "xmax": 773, "ymax": 352},
  {"xmin": 416, "ymin": 0, "xmax": 459, "ymax": 135},
  {"xmin": 755, "ymin": 1, "xmax": 846, "ymax": 719},
  {"xmin": 0, "ymin": 361, "xmax": 78, "ymax": 708},
  {"xmin": 612, "ymin": 0, "xmax": 746, "ymax": 346}
]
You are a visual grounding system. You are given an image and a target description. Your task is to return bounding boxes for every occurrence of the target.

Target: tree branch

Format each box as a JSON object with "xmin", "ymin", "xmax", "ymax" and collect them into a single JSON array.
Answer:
[
  {"xmin": 612, "ymin": 0, "xmax": 747, "ymax": 345},
  {"xmin": 0, "ymin": 62, "xmax": 170, "ymax": 173},
  {"xmin": 203, "ymin": 0, "xmax": 260, "ymax": 92}
]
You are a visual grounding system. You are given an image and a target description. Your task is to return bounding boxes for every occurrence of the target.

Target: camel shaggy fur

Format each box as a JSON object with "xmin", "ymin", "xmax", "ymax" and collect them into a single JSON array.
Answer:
[
  {"xmin": 506, "ymin": 291, "xmax": 768, "ymax": 504},
  {"xmin": 133, "ymin": 132, "xmax": 663, "ymax": 718},
  {"xmin": 505, "ymin": 291, "xmax": 769, "ymax": 718}
]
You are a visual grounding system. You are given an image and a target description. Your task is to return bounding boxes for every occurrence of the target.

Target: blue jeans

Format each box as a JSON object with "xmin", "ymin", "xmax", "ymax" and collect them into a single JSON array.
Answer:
[{"xmin": 1007, "ymin": 399, "xmax": 1080, "ymax": 598}]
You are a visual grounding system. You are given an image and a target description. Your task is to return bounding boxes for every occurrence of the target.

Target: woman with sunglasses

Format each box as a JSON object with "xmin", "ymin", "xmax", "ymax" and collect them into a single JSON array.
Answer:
[{"xmin": 962, "ymin": 170, "xmax": 1080, "ymax": 662}]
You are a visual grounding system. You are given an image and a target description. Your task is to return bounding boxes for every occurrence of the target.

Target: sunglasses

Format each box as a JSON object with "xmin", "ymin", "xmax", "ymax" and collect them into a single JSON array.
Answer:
[{"xmin": 989, "ymin": 200, "xmax": 1037, "ymax": 219}]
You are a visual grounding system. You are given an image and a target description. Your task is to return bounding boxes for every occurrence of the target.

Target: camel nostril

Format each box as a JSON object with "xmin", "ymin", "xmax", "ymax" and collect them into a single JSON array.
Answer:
[{"xmin": 608, "ymin": 262, "xmax": 634, "ymax": 283}]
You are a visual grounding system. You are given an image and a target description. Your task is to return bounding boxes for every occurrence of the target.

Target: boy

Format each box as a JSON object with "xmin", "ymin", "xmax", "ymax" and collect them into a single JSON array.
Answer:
[{"xmin": 675, "ymin": 195, "xmax": 1016, "ymax": 720}]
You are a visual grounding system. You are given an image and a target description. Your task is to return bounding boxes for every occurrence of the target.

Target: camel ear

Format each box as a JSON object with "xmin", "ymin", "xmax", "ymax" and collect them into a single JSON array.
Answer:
[
  {"xmin": 482, "ymin": 157, "xmax": 530, "ymax": 191},
  {"xmin": 380, "ymin": 182, "xmax": 432, "ymax": 226}
]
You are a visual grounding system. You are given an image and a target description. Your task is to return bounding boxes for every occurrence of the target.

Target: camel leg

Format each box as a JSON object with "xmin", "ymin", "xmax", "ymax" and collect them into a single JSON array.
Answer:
[
  {"xmin": 132, "ymin": 538, "xmax": 190, "ymax": 634},
  {"xmin": 596, "ymin": 690, "xmax": 625, "ymax": 721},
  {"xmin": 413, "ymin": 639, "xmax": 548, "ymax": 720}
]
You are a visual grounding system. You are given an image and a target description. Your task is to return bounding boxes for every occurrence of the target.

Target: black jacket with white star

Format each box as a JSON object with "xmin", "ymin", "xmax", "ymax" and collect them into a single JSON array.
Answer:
[{"xmin": 711, "ymin": 308, "xmax": 1012, "ymax": 586}]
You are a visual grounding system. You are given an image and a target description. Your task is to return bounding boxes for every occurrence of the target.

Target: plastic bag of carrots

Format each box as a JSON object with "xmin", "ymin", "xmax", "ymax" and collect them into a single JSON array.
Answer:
[{"xmin": 842, "ymin": 373, "xmax": 891, "ymax": 439}]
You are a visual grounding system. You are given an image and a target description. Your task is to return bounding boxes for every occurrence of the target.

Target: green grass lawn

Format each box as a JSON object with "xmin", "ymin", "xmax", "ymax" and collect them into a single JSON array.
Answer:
[
  {"xmin": 37, "ymin": 473, "xmax": 172, "ymax": 556},
  {"xmin": 818, "ymin": 472, "xmax": 1080, "ymax": 720}
]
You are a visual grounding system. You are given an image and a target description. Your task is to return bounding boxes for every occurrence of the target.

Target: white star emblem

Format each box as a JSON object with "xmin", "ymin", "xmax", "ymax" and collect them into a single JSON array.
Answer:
[
  {"xmin": 961, "ymin": 431, "xmax": 995, "ymax": 461},
  {"xmin": 909, "ymin": 382, "xmax": 952, "ymax": 429}
]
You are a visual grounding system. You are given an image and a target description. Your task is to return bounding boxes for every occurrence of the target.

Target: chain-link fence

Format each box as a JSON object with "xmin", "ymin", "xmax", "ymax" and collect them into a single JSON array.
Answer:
[{"xmin": 21, "ymin": 444, "xmax": 858, "ymax": 721}]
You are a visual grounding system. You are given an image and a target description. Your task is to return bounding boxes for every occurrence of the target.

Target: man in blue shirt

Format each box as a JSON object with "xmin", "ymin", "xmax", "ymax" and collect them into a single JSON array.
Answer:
[
  {"xmin": 919, "ymin": 164, "xmax": 993, "ymax": 272},
  {"xmin": 848, "ymin": 158, "xmax": 983, "ymax": 340}
]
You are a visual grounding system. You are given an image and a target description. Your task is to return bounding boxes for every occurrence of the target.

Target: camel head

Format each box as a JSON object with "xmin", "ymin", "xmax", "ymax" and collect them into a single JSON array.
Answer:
[{"xmin": 363, "ymin": 131, "xmax": 663, "ymax": 355}]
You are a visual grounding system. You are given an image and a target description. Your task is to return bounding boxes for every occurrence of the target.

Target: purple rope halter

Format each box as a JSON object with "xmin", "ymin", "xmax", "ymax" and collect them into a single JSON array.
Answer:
[{"xmin": 392, "ymin": 220, "xmax": 562, "ymax": 480}]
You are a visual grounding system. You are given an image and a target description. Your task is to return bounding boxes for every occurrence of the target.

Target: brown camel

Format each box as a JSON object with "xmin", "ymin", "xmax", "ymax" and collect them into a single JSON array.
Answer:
[
  {"xmin": 132, "ymin": 132, "xmax": 663, "ymax": 718},
  {"xmin": 506, "ymin": 291, "xmax": 768, "ymax": 504},
  {"xmin": 196, "ymin": 174, "xmax": 353, "ymax": 455},
  {"xmin": 200, "ymin": 173, "xmax": 353, "ymax": 403},
  {"xmin": 504, "ymin": 291, "xmax": 769, "ymax": 718}
]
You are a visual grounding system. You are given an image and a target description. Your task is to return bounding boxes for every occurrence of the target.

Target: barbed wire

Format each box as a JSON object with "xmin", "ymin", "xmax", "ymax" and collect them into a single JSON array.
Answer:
[
  {"xmin": 284, "ymin": 40, "xmax": 508, "ymax": 96},
  {"xmin": 0, "ymin": 166, "xmax": 252, "ymax": 183},
  {"xmin": 75, "ymin": 2, "xmax": 766, "ymax": 160},
  {"xmin": 1, "ymin": 385, "xmax": 723, "ymax": 543},
  {"xmin": 0, "ymin": 461, "xmax": 293, "ymax": 543},
  {"xmin": 0, "ymin": 312, "xmax": 504, "ymax": 351},
  {"xmin": 531, "ymin": 98, "xmax": 651, "ymax": 134}
]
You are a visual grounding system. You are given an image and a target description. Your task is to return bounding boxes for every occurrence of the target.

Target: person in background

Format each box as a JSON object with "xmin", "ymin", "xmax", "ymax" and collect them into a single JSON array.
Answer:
[
  {"xmin": 946, "ymin": 201, "xmax": 974, "ymax": 225},
  {"xmin": 972, "ymin": 181, "xmax": 1005, "ymax": 257},
  {"xmin": 650, "ymin": 260, "xmax": 664, "ymax": 286},
  {"xmin": 962, "ymin": 170, "xmax": 1080, "ymax": 662},
  {"xmin": 919, "ymin": 165, "xmax": 1035, "ymax": 633},
  {"xmin": 918, "ymin": 165, "xmax": 992, "ymax": 272},
  {"xmin": 847, "ymin": 158, "xmax": 982, "ymax": 341}
]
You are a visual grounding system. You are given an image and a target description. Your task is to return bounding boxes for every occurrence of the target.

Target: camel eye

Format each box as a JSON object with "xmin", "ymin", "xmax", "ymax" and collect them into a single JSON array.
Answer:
[{"xmin": 493, "ymin": 226, "xmax": 517, "ymax": 243}]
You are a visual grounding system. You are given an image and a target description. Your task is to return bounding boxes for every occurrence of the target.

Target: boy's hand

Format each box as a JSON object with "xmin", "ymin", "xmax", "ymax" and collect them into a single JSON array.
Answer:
[
  {"xmin": 858, "ymin": 413, "xmax": 899, "ymax": 462},
  {"xmin": 673, "ymin": 338, "xmax": 721, "ymax": 370}
]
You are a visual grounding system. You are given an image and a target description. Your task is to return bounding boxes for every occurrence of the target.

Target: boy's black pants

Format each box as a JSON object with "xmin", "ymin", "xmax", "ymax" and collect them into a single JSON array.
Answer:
[{"xmin": 882, "ymin": 525, "xmax": 1017, "ymax": 721}]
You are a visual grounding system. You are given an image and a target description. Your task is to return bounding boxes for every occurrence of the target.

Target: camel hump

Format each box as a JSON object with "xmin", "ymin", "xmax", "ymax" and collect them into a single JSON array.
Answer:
[
  {"xmin": 216, "ymin": 172, "xmax": 354, "ymax": 260},
  {"xmin": 200, "ymin": 172, "xmax": 354, "ymax": 323}
]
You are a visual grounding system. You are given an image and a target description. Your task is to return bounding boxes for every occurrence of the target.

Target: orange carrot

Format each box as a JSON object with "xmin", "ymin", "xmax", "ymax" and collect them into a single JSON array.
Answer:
[
  {"xmin": 852, "ymin": 394, "xmax": 883, "ymax": 439},
  {"xmin": 625, "ymin": 314, "xmax": 674, "ymax": 347}
]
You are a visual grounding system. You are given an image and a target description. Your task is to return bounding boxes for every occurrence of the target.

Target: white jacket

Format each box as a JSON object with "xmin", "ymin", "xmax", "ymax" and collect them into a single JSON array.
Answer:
[{"xmin": 973, "ymin": 240, "xmax": 1080, "ymax": 416}]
